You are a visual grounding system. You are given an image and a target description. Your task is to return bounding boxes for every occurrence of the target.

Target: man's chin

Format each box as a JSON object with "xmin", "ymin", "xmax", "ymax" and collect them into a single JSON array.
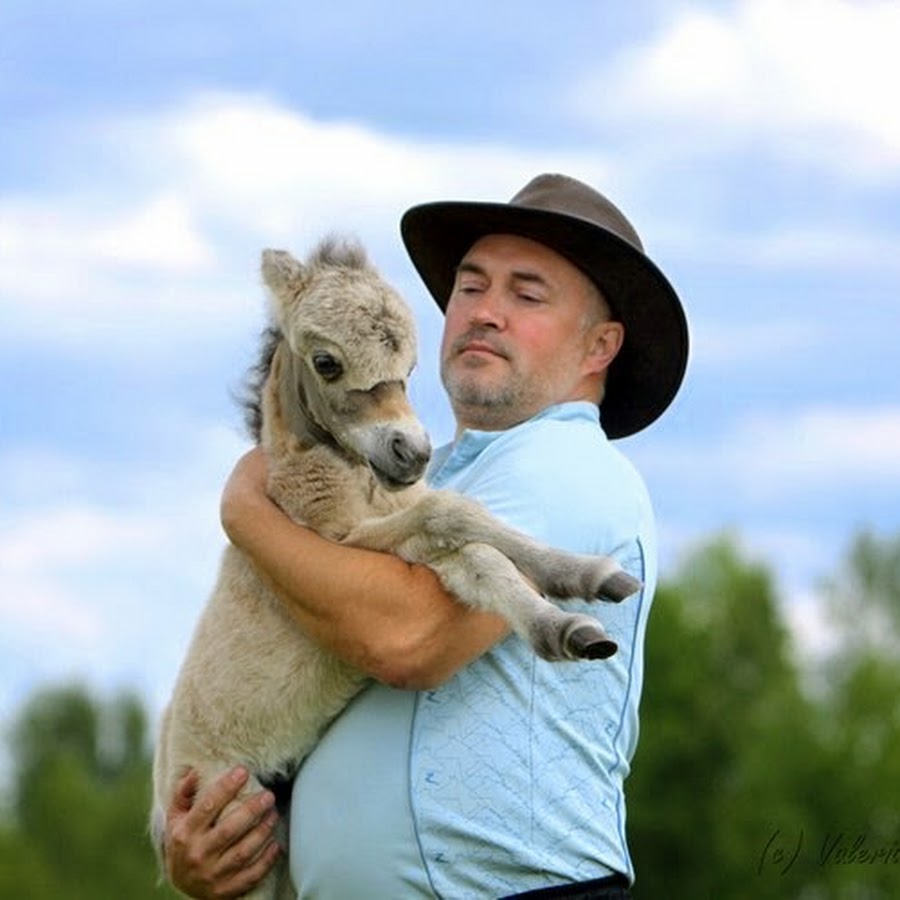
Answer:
[{"xmin": 445, "ymin": 379, "xmax": 518, "ymax": 411}]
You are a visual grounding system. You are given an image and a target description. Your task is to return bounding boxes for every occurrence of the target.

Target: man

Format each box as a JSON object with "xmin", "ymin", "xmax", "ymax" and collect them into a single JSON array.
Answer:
[{"xmin": 164, "ymin": 173, "xmax": 688, "ymax": 899}]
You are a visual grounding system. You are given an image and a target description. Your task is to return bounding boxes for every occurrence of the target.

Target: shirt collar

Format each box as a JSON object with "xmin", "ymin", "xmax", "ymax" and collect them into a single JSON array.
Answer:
[{"xmin": 428, "ymin": 401, "xmax": 601, "ymax": 482}]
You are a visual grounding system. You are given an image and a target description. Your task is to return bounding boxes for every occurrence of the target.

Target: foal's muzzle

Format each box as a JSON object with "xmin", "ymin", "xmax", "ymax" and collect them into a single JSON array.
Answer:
[{"xmin": 367, "ymin": 424, "xmax": 432, "ymax": 490}]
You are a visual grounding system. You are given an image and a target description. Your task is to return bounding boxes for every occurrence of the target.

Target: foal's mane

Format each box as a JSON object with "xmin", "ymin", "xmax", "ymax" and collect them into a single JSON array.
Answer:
[
  {"xmin": 239, "ymin": 325, "xmax": 281, "ymax": 444},
  {"xmin": 238, "ymin": 236, "xmax": 372, "ymax": 444}
]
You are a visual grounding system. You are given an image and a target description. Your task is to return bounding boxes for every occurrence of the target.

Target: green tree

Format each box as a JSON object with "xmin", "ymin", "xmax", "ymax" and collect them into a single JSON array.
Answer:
[
  {"xmin": 809, "ymin": 531, "xmax": 900, "ymax": 899},
  {"xmin": 628, "ymin": 534, "xmax": 824, "ymax": 899},
  {"xmin": 822, "ymin": 529, "xmax": 900, "ymax": 660},
  {"xmin": 0, "ymin": 684, "xmax": 179, "ymax": 900},
  {"xmin": 629, "ymin": 530, "xmax": 900, "ymax": 900}
]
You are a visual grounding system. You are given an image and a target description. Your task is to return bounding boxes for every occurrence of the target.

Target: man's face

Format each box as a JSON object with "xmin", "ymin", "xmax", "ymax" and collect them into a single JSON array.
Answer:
[{"xmin": 439, "ymin": 233, "xmax": 623, "ymax": 432}]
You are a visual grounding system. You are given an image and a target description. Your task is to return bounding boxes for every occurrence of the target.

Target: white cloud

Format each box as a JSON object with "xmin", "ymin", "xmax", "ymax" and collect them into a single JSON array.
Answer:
[
  {"xmin": 0, "ymin": 421, "xmax": 248, "ymax": 716},
  {"xmin": 1, "ymin": 77, "xmax": 895, "ymax": 362},
  {"xmin": 731, "ymin": 406, "xmax": 900, "ymax": 490},
  {"xmin": 129, "ymin": 90, "xmax": 613, "ymax": 246},
  {"xmin": 0, "ymin": 191, "xmax": 212, "ymax": 270},
  {"xmin": 0, "ymin": 503, "xmax": 177, "ymax": 672},
  {"xmin": 89, "ymin": 193, "xmax": 215, "ymax": 269},
  {"xmin": 573, "ymin": 0, "xmax": 900, "ymax": 171},
  {"xmin": 0, "ymin": 447, "xmax": 89, "ymax": 504},
  {"xmin": 0, "ymin": 572, "xmax": 104, "ymax": 645},
  {"xmin": 0, "ymin": 91, "xmax": 613, "ymax": 352},
  {"xmin": 653, "ymin": 222, "xmax": 900, "ymax": 274},
  {"xmin": 690, "ymin": 316, "xmax": 828, "ymax": 368},
  {"xmin": 0, "ymin": 192, "xmax": 214, "ymax": 294},
  {"xmin": 783, "ymin": 585, "xmax": 842, "ymax": 662},
  {"xmin": 637, "ymin": 405, "xmax": 900, "ymax": 502},
  {"xmin": 0, "ymin": 506, "xmax": 165, "ymax": 572},
  {"xmin": 0, "ymin": 504, "xmax": 160, "ymax": 724},
  {"xmin": 0, "ymin": 188, "xmax": 246, "ymax": 352}
]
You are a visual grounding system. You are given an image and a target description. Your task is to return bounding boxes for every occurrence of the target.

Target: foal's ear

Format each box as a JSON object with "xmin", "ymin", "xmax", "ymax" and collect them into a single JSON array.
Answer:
[{"xmin": 261, "ymin": 249, "xmax": 306, "ymax": 295}]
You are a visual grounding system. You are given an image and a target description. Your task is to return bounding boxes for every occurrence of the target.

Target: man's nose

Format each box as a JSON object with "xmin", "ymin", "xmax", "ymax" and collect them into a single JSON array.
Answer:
[{"xmin": 467, "ymin": 286, "xmax": 505, "ymax": 327}]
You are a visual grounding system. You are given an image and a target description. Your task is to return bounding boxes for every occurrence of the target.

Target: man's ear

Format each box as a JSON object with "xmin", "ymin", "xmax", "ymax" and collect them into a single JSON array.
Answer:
[{"xmin": 583, "ymin": 320, "xmax": 625, "ymax": 376}]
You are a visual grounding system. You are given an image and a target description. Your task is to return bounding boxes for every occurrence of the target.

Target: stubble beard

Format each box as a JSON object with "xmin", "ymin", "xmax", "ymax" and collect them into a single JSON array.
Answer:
[{"xmin": 441, "ymin": 356, "xmax": 536, "ymax": 430}]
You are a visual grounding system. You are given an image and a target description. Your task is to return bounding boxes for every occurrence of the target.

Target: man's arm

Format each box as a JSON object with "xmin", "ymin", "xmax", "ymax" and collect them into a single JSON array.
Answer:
[{"xmin": 221, "ymin": 447, "xmax": 510, "ymax": 690}]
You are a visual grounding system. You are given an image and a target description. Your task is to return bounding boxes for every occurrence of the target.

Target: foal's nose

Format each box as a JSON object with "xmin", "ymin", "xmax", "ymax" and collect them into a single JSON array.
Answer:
[{"xmin": 390, "ymin": 430, "xmax": 431, "ymax": 477}]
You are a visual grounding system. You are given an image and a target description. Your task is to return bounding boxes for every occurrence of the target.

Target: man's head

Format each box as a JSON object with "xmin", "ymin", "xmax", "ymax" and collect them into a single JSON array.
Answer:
[
  {"xmin": 401, "ymin": 173, "xmax": 689, "ymax": 438},
  {"xmin": 439, "ymin": 233, "xmax": 624, "ymax": 432}
]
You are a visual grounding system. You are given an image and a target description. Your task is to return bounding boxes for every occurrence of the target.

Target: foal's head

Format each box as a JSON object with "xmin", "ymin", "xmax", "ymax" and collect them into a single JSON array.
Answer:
[{"xmin": 255, "ymin": 237, "xmax": 431, "ymax": 489}]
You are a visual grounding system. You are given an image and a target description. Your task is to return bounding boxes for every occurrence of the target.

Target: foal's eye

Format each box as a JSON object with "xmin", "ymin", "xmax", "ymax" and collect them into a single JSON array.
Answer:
[{"xmin": 312, "ymin": 352, "xmax": 343, "ymax": 381}]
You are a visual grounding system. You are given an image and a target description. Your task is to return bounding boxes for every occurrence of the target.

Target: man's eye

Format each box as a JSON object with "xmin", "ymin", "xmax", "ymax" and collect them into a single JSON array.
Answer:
[
  {"xmin": 312, "ymin": 352, "xmax": 343, "ymax": 380},
  {"xmin": 455, "ymin": 275, "xmax": 487, "ymax": 291}
]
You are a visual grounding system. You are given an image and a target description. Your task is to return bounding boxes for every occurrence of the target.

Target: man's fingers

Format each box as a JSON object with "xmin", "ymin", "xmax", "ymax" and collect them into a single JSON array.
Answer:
[
  {"xmin": 212, "ymin": 834, "xmax": 282, "ymax": 900},
  {"xmin": 170, "ymin": 768, "xmax": 200, "ymax": 814},
  {"xmin": 221, "ymin": 808, "xmax": 281, "ymax": 874},
  {"xmin": 207, "ymin": 786, "xmax": 278, "ymax": 856},
  {"xmin": 186, "ymin": 808, "xmax": 281, "ymax": 898},
  {"xmin": 183, "ymin": 766, "xmax": 251, "ymax": 831}
]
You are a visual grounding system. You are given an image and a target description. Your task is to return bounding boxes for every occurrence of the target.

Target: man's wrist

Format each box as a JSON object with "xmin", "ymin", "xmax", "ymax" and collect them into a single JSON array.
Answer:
[{"xmin": 221, "ymin": 476, "xmax": 276, "ymax": 549}]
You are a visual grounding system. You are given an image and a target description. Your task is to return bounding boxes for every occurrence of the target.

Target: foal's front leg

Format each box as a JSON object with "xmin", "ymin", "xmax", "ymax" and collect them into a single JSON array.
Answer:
[
  {"xmin": 345, "ymin": 490, "xmax": 640, "ymax": 603},
  {"xmin": 434, "ymin": 542, "xmax": 618, "ymax": 661},
  {"xmin": 344, "ymin": 494, "xmax": 625, "ymax": 660}
]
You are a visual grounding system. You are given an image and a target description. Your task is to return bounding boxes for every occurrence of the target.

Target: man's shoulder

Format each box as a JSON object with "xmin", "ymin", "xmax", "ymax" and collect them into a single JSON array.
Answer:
[
  {"xmin": 493, "ymin": 408, "xmax": 645, "ymax": 498},
  {"xmin": 462, "ymin": 410, "xmax": 651, "ymax": 548}
]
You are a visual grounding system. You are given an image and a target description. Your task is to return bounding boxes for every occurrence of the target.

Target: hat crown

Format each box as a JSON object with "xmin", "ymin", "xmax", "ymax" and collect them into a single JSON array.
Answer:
[{"xmin": 509, "ymin": 173, "xmax": 645, "ymax": 253}]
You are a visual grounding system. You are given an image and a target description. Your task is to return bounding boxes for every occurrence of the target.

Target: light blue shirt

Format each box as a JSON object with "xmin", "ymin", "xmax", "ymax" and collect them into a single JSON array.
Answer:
[{"xmin": 290, "ymin": 401, "xmax": 657, "ymax": 898}]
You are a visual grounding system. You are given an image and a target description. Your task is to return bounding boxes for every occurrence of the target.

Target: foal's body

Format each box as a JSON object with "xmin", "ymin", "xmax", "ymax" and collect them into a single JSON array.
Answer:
[{"xmin": 152, "ymin": 239, "xmax": 638, "ymax": 899}]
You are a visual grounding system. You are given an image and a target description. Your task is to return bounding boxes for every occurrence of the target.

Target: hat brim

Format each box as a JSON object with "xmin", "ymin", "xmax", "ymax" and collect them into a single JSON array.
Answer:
[{"xmin": 400, "ymin": 200, "xmax": 689, "ymax": 439}]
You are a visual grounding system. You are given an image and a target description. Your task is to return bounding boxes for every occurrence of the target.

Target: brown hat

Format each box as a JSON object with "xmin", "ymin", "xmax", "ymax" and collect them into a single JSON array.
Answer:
[{"xmin": 400, "ymin": 173, "xmax": 689, "ymax": 438}]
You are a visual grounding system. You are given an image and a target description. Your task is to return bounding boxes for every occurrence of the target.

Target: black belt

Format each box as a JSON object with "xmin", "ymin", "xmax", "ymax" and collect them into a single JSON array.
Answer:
[{"xmin": 499, "ymin": 872, "xmax": 631, "ymax": 899}]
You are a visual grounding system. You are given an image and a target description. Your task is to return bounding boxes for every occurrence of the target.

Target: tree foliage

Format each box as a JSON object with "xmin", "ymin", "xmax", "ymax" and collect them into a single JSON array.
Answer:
[
  {"xmin": 1, "ymin": 530, "xmax": 899, "ymax": 898},
  {"xmin": 629, "ymin": 532, "xmax": 900, "ymax": 900},
  {"xmin": 0, "ymin": 684, "xmax": 179, "ymax": 900}
]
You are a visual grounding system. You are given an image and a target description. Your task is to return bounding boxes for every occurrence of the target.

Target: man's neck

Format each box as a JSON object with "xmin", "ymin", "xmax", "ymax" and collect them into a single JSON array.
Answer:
[{"xmin": 452, "ymin": 406, "xmax": 531, "ymax": 438}]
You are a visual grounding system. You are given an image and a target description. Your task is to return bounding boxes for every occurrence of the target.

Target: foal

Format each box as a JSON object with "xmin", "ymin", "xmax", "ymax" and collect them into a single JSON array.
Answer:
[{"xmin": 151, "ymin": 238, "xmax": 639, "ymax": 899}]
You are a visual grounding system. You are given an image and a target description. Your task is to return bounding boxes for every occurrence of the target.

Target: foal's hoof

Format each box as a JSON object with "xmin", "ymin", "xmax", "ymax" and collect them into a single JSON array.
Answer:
[
  {"xmin": 564, "ymin": 621, "xmax": 618, "ymax": 660},
  {"xmin": 597, "ymin": 570, "xmax": 642, "ymax": 603}
]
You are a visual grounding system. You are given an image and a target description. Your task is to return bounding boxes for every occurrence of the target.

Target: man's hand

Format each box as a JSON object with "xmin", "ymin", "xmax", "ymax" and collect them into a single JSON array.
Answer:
[
  {"xmin": 165, "ymin": 766, "xmax": 282, "ymax": 899},
  {"xmin": 220, "ymin": 447, "xmax": 270, "ymax": 545}
]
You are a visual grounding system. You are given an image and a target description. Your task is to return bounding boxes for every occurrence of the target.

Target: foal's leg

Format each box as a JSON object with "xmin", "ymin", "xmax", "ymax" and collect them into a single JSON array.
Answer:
[
  {"xmin": 345, "ymin": 491, "xmax": 641, "ymax": 603},
  {"xmin": 346, "ymin": 501, "xmax": 621, "ymax": 659},
  {"xmin": 481, "ymin": 527, "xmax": 641, "ymax": 603},
  {"xmin": 432, "ymin": 543, "xmax": 618, "ymax": 661}
]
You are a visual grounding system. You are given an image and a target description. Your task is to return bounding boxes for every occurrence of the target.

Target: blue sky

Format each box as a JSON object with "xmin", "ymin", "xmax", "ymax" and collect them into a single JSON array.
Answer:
[{"xmin": 2, "ymin": 0, "xmax": 899, "ymax": 742}]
